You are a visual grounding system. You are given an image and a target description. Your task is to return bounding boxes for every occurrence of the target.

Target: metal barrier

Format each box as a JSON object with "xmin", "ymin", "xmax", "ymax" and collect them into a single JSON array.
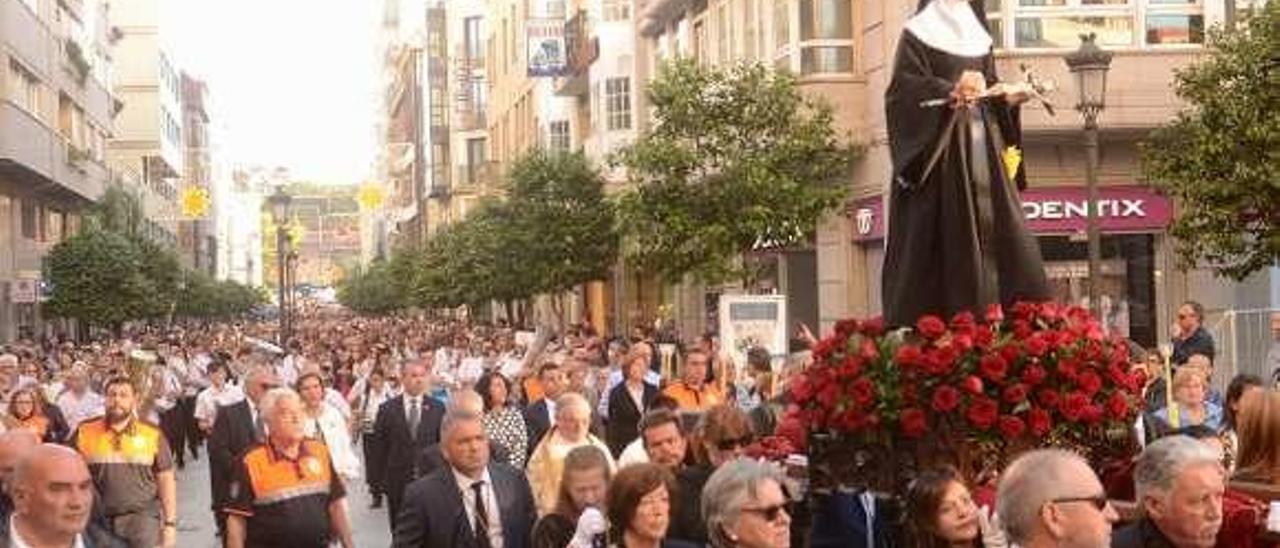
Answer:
[{"xmin": 1206, "ymin": 308, "xmax": 1278, "ymax": 391}]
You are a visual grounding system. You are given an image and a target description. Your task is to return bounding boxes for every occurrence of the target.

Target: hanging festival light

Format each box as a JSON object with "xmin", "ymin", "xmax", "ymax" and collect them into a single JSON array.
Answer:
[
  {"xmin": 179, "ymin": 186, "xmax": 211, "ymax": 218},
  {"xmin": 357, "ymin": 183, "xmax": 385, "ymax": 211}
]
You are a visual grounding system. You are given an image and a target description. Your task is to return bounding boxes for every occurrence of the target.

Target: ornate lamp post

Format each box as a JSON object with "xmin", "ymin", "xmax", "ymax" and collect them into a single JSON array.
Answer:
[
  {"xmin": 268, "ymin": 187, "xmax": 292, "ymax": 345},
  {"xmin": 1065, "ymin": 33, "xmax": 1113, "ymax": 317}
]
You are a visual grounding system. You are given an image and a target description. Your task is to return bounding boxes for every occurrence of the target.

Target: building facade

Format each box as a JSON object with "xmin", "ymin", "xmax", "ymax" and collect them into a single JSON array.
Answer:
[
  {"xmin": 0, "ymin": 0, "xmax": 117, "ymax": 341},
  {"xmin": 106, "ymin": 0, "xmax": 182, "ymax": 245},
  {"xmin": 180, "ymin": 73, "xmax": 214, "ymax": 273}
]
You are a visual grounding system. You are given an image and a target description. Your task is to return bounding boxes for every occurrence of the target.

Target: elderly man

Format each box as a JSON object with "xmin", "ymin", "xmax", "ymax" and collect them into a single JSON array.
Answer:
[
  {"xmin": 1172, "ymin": 301, "xmax": 1215, "ymax": 366},
  {"xmin": 6, "ymin": 444, "xmax": 113, "ymax": 547},
  {"xmin": 393, "ymin": 409, "xmax": 536, "ymax": 548},
  {"xmin": 208, "ymin": 366, "xmax": 280, "ymax": 538},
  {"xmin": 997, "ymin": 449, "xmax": 1119, "ymax": 548},
  {"xmin": 224, "ymin": 388, "xmax": 353, "ymax": 548},
  {"xmin": 0, "ymin": 431, "xmax": 39, "ymax": 525},
  {"xmin": 1113, "ymin": 436, "xmax": 1224, "ymax": 548},
  {"xmin": 526, "ymin": 393, "xmax": 615, "ymax": 516},
  {"xmin": 56, "ymin": 364, "xmax": 104, "ymax": 435}
]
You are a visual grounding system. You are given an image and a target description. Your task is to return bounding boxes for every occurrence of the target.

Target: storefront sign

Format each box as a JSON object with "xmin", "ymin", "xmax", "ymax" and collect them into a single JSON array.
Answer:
[
  {"xmin": 718, "ymin": 294, "xmax": 788, "ymax": 372},
  {"xmin": 851, "ymin": 186, "xmax": 1172, "ymax": 242}
]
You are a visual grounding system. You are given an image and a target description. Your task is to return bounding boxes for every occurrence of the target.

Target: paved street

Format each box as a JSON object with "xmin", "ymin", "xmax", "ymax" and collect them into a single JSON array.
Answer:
[{"xmin": 176, "ymin": 452, "xmax": 392, "ymax": 547}]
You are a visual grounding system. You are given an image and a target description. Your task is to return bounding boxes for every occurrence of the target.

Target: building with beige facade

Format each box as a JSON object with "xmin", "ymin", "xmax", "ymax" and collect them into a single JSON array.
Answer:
[
  {"xmin": 636, "ymin": 0, "xmax": 1276, "ymax": 354},
  {"xmin": 106, "ymin": 0, "xmax": 182, "ymax": 245},
  {"xmin": 1, "ymin": 0, "xmax": 117, "ymax": 340},
  {"xmin": 180, "ymin": 72, "xmax": 214, "ymax": 273}
]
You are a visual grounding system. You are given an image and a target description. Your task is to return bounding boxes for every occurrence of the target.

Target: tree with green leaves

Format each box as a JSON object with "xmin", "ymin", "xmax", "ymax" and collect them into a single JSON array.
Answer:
[
  {"xmin": 1141, "ymin": 2, "xmax": 1280, "ymax": 280},
  {"xmin": 337, "ymin": 259, "xmax": 406, "ymax": 315},
  {"xmin": 614, "ymin": 59, "xmax": 862, "ymax": 283},
  {"xmin": 43, "ymin": 228, "xmax": 152, "ymax": 332}
]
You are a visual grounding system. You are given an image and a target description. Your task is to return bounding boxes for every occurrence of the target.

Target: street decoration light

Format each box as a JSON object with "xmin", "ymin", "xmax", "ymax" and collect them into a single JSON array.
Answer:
[
  {"xmin": 268, "ymin": 186, "xmax": 293, "ymax": 345},
  {"xmin": 1064, "ymin": 33, "xmax": 1113, "ymax": 317}
]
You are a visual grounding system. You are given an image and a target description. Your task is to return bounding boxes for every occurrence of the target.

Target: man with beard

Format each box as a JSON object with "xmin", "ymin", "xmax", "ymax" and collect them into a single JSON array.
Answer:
[{"xmin": 71, "ymin": 376, "xmax": 177, "ymax": 548}]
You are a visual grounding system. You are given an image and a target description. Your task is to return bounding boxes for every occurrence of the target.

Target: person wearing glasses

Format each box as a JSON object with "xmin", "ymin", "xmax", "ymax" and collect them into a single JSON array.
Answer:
[
  {"xmin": 701, "ymin": 458, "xmax": 792, "ymax": 548},
  {"xmin": 669, "ymin": 404, "xmax": 756, "ymax": 544},
  {"xmin": 1172, "ymin": 301, "xmax": 1215, "ymax": 367},
  {"xmin": 903, "ymin": 466, "xmax": 1007, "ymax": 547},
  {"xmin": 207, "ymin": 366, "xmax": 281, "ymax": 539},
  {"xmin": 996, "ymin": 449, "xmax": 1118, "ymax": 548},
  {"xmin": 1112, "ymin": 435, "xmax": 1225, "ymax": 548}
]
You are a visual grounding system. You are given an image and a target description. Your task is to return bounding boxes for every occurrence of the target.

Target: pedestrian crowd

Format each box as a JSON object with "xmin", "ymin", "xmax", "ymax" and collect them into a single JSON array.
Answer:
[{"xmin": 2, "ymin": 299, "xmax": 1280, "ymax": 548}]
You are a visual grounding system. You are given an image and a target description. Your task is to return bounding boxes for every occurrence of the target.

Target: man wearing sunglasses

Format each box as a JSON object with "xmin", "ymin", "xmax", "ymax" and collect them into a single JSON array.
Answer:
[
  {"xmin": 997, "ymin": 448, "xmax": 1119, "ymax": 548},
  {"xmin": 1172, "ymin": 301, "xmax": 1215, "ymax": 367},
  {"xmin": 208, "ymin": 366, "xmax": 281, "ymax": 538},
  {"xmin": 1113, "ymin": 435, "xmax": 1224, "ymax": 548}
]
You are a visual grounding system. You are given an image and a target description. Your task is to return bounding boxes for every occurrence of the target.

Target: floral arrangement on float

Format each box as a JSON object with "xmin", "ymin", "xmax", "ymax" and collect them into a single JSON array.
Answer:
[{"xmin": 783, "ymin": 302, "xmax": 1145, "ymax": 493}]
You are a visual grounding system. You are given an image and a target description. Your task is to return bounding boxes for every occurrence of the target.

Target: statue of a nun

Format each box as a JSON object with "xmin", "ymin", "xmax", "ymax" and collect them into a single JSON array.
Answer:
[{"xmin": 882, "ymin": 0, "xmax": 1050, "ymax": 327}]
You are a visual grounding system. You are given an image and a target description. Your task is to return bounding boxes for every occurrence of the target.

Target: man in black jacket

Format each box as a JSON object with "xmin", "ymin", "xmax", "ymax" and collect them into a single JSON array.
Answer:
[
  {"xmin": 370, "ymin": 359, "xmax": 445, "ymax": 531},
  {"xmin": 1172, "ymin": 301, "xmax": 1215, "ymax": 366},
  {"xmin": 1112, "ymin": 435, "xmax": 1223, "ymax": 548},
  {"xmin": 207, "ymin": 366, "xmax": 279, "ymax": 537},
  {"xmin": 523, "ymin": 363, "xmax": 565, "ymax": 456},
  {"xmin": 393, "ymin": 409, "xmax": 535, "ymax": 548}
]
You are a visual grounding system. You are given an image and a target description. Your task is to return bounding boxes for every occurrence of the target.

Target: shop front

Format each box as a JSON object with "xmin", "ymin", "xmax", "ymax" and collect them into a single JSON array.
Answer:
[{"xmin": 851, "ymin": 185, "xmax": 1172, "ymax": 348}]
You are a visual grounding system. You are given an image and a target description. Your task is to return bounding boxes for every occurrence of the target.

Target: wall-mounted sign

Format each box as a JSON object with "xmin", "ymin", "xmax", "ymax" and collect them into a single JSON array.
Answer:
[
  {"xmin": 527, "ymin": 19, "xmax": 567, "ymax": 77},
  {"xmin": 851, "ymin": 186, "xmax": 1173, "ymax": 242}
]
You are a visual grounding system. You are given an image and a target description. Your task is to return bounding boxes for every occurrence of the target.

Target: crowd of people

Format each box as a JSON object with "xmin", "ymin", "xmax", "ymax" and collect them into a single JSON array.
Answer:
[{"xmin": 0, "ymin": 298, "xmax": 1279, "ymax": 547}]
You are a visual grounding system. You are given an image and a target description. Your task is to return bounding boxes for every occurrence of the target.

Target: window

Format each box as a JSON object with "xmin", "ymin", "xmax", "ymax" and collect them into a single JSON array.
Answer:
[
  {"xmin": 8, "ymin": 61, "xmax": 41, "ymax": 117},
  {"xmin": 548, "ymin": 120, "xmax": 571, "ymax": 151},
  {"xmin": 774, "ymin": 0, "xmax": 790, "ymax": 51},
  {"xmin": 602, "ymin": 0, "xmax": 631, "ymax": 21},
  {"xmin": 798, "ymin": 0, "xmax": 852, "ymax": 74},
  {"xmin": 465, "ymin": 17, "xmax": 485, "ymax": 68},
  {"xmin": 1005, "ymin": 0, "xmax": 1204, "ymax": 49},
  {"xmin": 604, "ymin": 77, "xmax": 631, "ymax": 131},
  {"xmin": 20, "ymin": 200, "xmax": 36, "ymax": 240}
]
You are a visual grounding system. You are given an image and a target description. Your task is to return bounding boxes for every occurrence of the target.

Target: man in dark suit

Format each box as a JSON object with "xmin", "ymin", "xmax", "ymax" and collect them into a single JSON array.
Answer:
[
  {"xmin": 207, "ymin": 366, "xmax": 278, "ymax": 537},
  {"xmin": 523, "ymin": 363, "xmax": 565, "ymax": 456},
  {"xmin": 606, "ymin": 360, "xmax": 658, "ymax": 458},
  {"xmin": 393, "ymin": 409, "xmax": 536, "ymax": 548},
  {"xmin": 371, "ymin": 359, "xmax": 445, "ymax": 531}
]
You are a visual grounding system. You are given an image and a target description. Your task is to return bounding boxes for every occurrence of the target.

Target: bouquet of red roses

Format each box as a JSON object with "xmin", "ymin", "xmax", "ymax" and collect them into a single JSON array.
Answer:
[{"xmin": 786, "ymin": 302, "xmax": 1144, "ymax": 491}]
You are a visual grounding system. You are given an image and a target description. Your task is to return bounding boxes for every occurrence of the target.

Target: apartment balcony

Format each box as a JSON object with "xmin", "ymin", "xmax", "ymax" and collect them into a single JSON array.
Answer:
[
  {"xmin": 455, "ymin": 108, "xmax": 487, "ymax": 132},
  {"xmin": 0, "ymin": 102, "xmax": 105, "ymax": 203}
]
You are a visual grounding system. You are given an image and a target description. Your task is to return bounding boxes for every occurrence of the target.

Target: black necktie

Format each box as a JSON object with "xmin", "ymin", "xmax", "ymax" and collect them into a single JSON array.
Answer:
[
  {"xmin": 253, "ymin": 412, "xmax": 265, "ymax": 442},
  {"xmin": 472, "ymin": 480, "xmax": 492, "ymax": 548}
]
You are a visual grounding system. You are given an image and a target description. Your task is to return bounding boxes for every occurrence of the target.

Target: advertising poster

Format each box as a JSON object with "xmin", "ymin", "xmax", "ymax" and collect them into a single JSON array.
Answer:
[
  {"xmin": 718, "ymin": 294, "xmax": 788, "ymax": 373},
  {"xmin": 527, "ymin": 19, "xmax": 567, "ymax": 77}
]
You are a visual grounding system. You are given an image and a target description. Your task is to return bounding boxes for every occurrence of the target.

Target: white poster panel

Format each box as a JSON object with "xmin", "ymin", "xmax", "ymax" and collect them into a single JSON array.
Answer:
[
  {"xmin": 527, "ymin": 19, "xmax": 567, "ymax": 77},
  {"xmin": 718, "ymin": 294, "xmax": 788, "ymax": 374}
]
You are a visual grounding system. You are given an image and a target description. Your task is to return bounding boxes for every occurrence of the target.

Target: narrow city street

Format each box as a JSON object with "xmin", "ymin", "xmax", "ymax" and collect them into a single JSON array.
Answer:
[{"xmin": 175, "ymin": 453, "xmax": 391, "ymax": 547}]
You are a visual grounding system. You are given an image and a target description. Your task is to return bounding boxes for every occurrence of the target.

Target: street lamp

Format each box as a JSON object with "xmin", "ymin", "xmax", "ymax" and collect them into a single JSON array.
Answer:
[
  {"xmin": 1065, "ymin": 33, "xmax": 1113, "ymax": 318},
  {"xmin": 268, "ymin": 186, "xmax": 292, "ymax": 345}
]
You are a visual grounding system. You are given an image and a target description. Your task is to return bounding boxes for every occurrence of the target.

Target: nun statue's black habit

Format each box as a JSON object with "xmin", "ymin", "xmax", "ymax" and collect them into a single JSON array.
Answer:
[{"xmin": 881, "ymin": 0, "xmax": 1049, "ymax": 327}]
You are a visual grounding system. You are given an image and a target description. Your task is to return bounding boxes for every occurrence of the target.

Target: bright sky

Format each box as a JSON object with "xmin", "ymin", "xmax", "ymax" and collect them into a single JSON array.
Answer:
[{"xmin": 170, "ymin": 0, "xmax": 380, "ymax": 185}]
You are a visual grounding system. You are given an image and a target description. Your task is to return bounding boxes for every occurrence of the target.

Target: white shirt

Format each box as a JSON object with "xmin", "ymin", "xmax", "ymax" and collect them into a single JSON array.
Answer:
[
  {"xmin": 194, "ymin": 384, "xmax": 246, "ymax": 424},
  {"xmin": 452, "ymin": 466, "xmax": 504, "ymax": 548},
  {"xmin": 9, "ymin": 514, "xmax": 85, "ymax": 548},
  {"xmin": 601, "ymin": 369, "xmax": 661, "ymax": 418},
  {"xmin": 404, "ymin": 394, "xmax": 424, "ymax": 425},
  {"xmin": 324, "ymin": 388, "xmax": 352, "ymax": 420},
  {"xmin": 304, "ymin": 403, "xmax": 362, "ymax": 480},
  {"xmin": 56, "ymin": 389, "xmax": 104, "ymax": 433},
  {"xmin": 617, "ymin": 437, "xmax": 650, "ymax": 468}
]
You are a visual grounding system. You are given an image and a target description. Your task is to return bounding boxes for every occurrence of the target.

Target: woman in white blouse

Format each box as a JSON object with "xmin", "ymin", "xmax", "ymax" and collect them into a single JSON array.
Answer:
[
  {"xmin": 297, "ymin": 370, "xmax": 362, "ymax": 482},
  {"xmin": 193, "ymin": 361, "xmax": 243, "ymax": 433}
]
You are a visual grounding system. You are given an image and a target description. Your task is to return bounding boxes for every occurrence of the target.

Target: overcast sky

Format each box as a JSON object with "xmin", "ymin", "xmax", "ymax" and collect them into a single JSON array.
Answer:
[{"xmin": 170, "ymin": 0, "xmax": 380, "ymax": 185}]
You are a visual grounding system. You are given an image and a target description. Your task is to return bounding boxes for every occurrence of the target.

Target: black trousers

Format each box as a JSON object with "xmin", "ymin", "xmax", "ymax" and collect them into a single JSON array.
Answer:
[
  {"xmin": 177, "ymin": 395, "xmax": 201, "ymax": 458},
  {"xmin": 159, "ymin": 406, "xmax": 186, "ymax": 467},
  {"xmin": 361, "ymin": 433, "xmax": 381, "ymax": 495}
]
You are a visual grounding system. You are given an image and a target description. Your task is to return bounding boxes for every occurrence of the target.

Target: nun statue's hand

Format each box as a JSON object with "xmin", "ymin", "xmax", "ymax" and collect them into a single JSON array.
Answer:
[{"xmin": 951, "ymin": 70, "xmax": 988, "ymax": 107}]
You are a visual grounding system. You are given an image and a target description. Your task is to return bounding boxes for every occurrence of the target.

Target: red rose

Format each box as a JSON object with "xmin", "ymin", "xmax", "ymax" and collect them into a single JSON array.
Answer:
[
  {"xmin": 966, "ymin": 397, "xmax": 999, "ymax": 429},
  {"xmin": 859, "ymin": 339, "xmax": 880, "ymax": 361},
  {"xmin": 835, "ymin": 409, "xmax": 864, "ymax": 431},
  {"xmin": 998, "ymin": 415, "xmax": 1027, "ymax": 438},
  {"xmin": 1058, "ymin": 358, "xmax": 1081, "ymax": 381},
  {"xmin": 900, "ymin": 408, "xmax": 927, "ymax": 438},
  {"xmin": 1013, "ymin": 320, "xmax": 1034, "ymax": 340},
  {"xmin": 1039, "ymin": 302, "xmax": 1062, "ymax": 321},
  {"xmin": 952, "ymin": 334, "xmax": 974, "ymax": 352},
  {"xmin": 818, "ymin": 382, "xmax": 841, "ymax": 411},
  {"xmin": 1062, "ymin": 391, "xmax": 1090, "ymax": 422},
  {"xmin": 1028, "ymin": 407, "xmax": 1052, "ymax": 436},
  {"xmin": 1012, "ymin": 302, "xmax": 1038, "ymax": 321},
  {"xmin": 999, "ymin": 344, "xmax": 1022, "ymax": 364},
  {"xmin": 916, "ymin": 315, "xmax": 947, "ymax": 340},
  {"xmin": 973, "ymin": 328, "xmax": 995, "ymax": 349},
  {"xmin": 1083, "ymin": 404, "xmax": 1105, "ymax": 424},
  {"xmin": 1107, "ymin": 391, "xmax": 1130, "ymax": 420},
  {"xmin": 838, "ymin": 356, "xmax": 863, "ymax": 380},
  {"xmin": 812, "ymin": 338, "xmax": 837, "ymax": 361},
  {"xmin": 1077, "ymin": 371, "xmax": 1103, "ymax": 396},
  {"xmin": 901, "ymin": 382, "xmax": 920, "ymax": 403},
  {"xmin": 1037, "ymin": 388, "xmax": 1061, "ymax": 409},
  {"xmin": 1024, "ymin": 335, "xmax": 1050, "ymax": 358},
  {"xmin": 895, "ymin": 345, "xmax": 924, "ymax": 367},
  {"xmin": 1021, "ymin": 364, "xmax": 1048, "ymax": 386},
  {"xmin": 860, "ymin": 317, "xmax": 886, "ymax": 337},
  {"xmin": 1003, "ymin": 383, "xmax": 1029, "ymax": 404},
  {"xmin": 961, "ymin": 375, "xmax": 985, "ymax": 395},
  {"xmin": 834, "ymin": 319, "xmax": 859, "ymax": 337},
  {"xmin": 932, "ymin": 386, "xmax": 961, "ymax": 412},
  {"xmin": 852, "ymin": 378, "xmax": 875, "ymax": 407},
  {"xmin": 790, "ymin": 375, "xmax": 814, "ymax": 404},
  {"xmin": 979, "ymin": 354, "xmax": 1009, "ymax": 383},
  {"xmin": 985, "ymin": 303, "xmax": 1005, "ymax": 323},
  {"xmin": 950, "ymin": 311, "xmax": 977, "ymax": 332}
]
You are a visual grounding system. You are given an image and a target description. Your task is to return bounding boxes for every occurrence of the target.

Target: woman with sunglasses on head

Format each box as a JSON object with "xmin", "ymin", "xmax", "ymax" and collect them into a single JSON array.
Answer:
[
  {"xmin": 669, "ymin": 404, "xmax": 756, "ymax": 545},
  {"xmin": 903, "ymin": 466, "xmax": 1007, "ymax": 547},
  {"xmin": 702, "ymin": 458, "xmax": 793, "ymax": 548}
]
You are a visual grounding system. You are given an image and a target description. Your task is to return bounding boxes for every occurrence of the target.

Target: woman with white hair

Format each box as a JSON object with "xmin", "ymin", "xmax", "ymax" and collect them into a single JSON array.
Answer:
[
  {"xmin": 527, "ymin": 392, "xmax": 616, "ymax": 516},
  {"xmin": 701, "ymin": 458, "xmax": 793, "ymax": 548}
]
